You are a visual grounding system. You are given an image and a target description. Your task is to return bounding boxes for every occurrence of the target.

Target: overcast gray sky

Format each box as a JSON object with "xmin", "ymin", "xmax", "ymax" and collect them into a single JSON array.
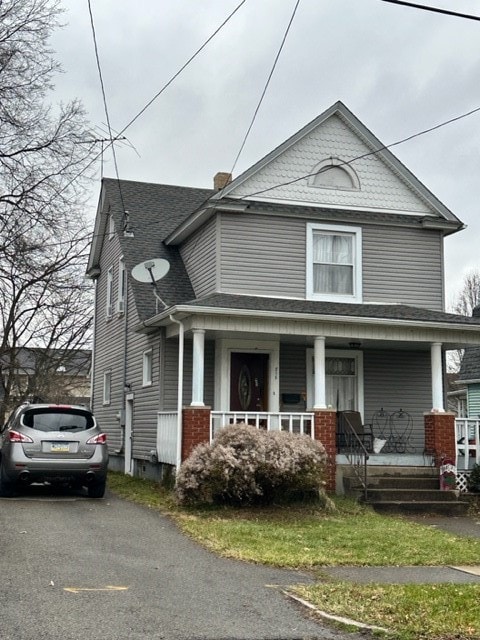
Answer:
[{"xmin": 51, "ymin": 0, "xmax": 480, "ymax": 307}]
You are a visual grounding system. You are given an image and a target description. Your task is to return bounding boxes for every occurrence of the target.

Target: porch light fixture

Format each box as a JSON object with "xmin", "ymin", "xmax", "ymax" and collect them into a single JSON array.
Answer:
[{"xmin": 349, "ymin": 341, "xmax": 361, "ymax": 349}]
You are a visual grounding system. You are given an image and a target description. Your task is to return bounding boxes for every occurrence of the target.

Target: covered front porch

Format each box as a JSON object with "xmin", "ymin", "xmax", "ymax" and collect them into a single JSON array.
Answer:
[{"xmin": 143, "ymin": 295, "xmax": 480, "ymax": 490}]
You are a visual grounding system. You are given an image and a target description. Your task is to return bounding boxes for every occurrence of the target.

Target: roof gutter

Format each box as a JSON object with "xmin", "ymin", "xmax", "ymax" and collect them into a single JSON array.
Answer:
[
  {"xmin": 135, "ymin": 304, "xmax": 480, "ymax": 334},
  {"xmin": 165, "ymin": 202, "xmax": 248, "ymax": 245}
]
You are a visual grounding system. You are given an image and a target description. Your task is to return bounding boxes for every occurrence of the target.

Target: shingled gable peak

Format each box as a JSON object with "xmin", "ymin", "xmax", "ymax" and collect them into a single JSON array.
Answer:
[{"xmin": 211, "ymin": 101, "xmax": 460, "ymax": 225}]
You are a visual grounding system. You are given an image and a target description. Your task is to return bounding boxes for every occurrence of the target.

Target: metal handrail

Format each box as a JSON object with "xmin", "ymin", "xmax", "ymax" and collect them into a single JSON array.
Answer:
[{"xmin": 338, "ymin": 415, "xmax": 370, "ymax": 501}]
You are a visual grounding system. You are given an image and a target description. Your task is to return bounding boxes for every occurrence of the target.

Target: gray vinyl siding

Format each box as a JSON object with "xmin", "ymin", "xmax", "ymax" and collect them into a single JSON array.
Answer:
[
  {"xmin": 162, "ymin": 338, "xmax": 215, "ymax": 411},
  {"xmin": 280, "ymin": 344, "xmax": 308, "ymax": 411},
  {"xmin": 363, "ymin": 349, "xmax": 431, "ymax": 452},
  {"xmin": 362, "ymin": 226, "xmax": 443, "ymax": 310},
  {"xmin": 219, "ymin": 213, "xmax": 444, "ymax": 309},
  {"xmin": 126, "ymin": 300, "xmax": 161, "ymax": 460},
  {"xmin": 180, "ymin": 217, "xmax": 217, "ymax": 298},
  {"xmin": 91, "ymin": 230, "xmax": 125, "ymax": 453},
  {"xmin": 467, "ymin": 384, "xmax": 480, "ymax": 418},
  {"xmin": 220, "ymin": 213, "xmax": 305, "ymax": 299}
]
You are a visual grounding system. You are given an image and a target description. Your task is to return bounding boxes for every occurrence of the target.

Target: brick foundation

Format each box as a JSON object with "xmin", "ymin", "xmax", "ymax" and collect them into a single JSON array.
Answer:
[
  {"xmin": 424, "ymin": 412, "xmax": 456, "ymax": 466},
  {"xmin": 182, "ymin": 406, "xmax": 211, "ymax": 461},
  {"xmin": 314, "ymin": 410, "xmax": 337, "ymax": 492}
]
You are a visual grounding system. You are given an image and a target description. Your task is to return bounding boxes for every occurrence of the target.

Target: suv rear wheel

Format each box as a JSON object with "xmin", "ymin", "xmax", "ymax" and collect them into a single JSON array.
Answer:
[
  {"xmin": 87, "ymin": 478, "xmax": 106, "ymax": 499},
  {"xmin": 0, "ymin": 464, "xmax": 15, "ymax": 497}
]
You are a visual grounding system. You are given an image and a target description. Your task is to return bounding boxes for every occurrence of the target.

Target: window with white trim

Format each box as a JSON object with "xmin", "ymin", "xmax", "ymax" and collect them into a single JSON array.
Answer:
[
  {"xmin": 117, "ymin": 256, "xmax": 126, "ymax": 313},
  {"xmin": 103, "ymin": 370, "xmax": 112, "ymax": 405},
  {"xmin": 108, "ymin": 215, "xmax": 115, "ymax": 240},
  {"xmin": 142, "ymin": 349, "xmax": 153, "ymax": 387},
  {"xmin": 106, "ymin": 266, "xmax": 114, "ymax": 318},
  {"xmin": 306, "ymin": 223, "xmax": 362, "ymax": 302},
  {"xmin": 306, "ymin": 349, "xmax": 364, "ymax": 415}
]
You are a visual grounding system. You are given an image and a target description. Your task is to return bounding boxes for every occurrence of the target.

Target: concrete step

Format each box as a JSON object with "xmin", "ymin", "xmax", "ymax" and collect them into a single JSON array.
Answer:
[
  {"xmin": 368, "ymin": 476, "xmax": 439, "ymax": 490},
  {"xmin": 366, "ymin": 488, "xmax": 459, "ymax": 502},
  {"xmin": 370, "ymin": 500, "xmax": 470, "ymax": 516}
]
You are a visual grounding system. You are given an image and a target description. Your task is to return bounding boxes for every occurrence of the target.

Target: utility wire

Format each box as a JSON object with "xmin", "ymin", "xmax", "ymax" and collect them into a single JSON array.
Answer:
[
  {"xmin": 380, "ymin": 0, "xmax": 480, "ymax": 21},
  {"xmin": 54, "ymin": 0, "xmax": 248, "ymax": 202},
  {"xmin": 228, "ymin": 0, "xmax": 301, "ymax": 179},
  {"xmin": 87, "ymin": 0, "xmax": 128, "ymax": 219},
  {"xmin": 117, "ymin": 0, "xmax": 248, "ymax": 140}
]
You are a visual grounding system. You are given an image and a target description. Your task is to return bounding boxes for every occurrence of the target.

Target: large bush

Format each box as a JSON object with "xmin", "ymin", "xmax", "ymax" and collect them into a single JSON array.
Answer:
[{"xmin": 175, "ymin": 424, "xmax": 327, "ymax": 506}]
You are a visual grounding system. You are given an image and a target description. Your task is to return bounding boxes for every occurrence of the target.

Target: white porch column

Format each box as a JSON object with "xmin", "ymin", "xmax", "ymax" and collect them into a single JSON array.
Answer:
[
  {"xmin": 431, "ymin": 342, "xmax": 445, "ymax": 412},
  {"xmin": 313, "ymin": 336, "xmax": 327, "ymax": 409},
  {"xmin": 191, "ymin": 329, "xmax": 205, "ymax": 407}
]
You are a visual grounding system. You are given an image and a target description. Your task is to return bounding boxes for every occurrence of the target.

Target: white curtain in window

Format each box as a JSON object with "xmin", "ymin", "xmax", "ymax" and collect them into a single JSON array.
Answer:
[
  {"xmin": 326, "ymin": 376, "xmax": 356, "ymax": 411},
  {"xmin": 313, "ymin": 233, "xmax": 353, "ymax": 294}
]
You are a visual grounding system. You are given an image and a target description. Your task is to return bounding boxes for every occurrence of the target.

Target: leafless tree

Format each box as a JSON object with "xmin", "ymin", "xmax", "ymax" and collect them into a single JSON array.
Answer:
[
  {"xmin": 452, "ymin": 270, "xmax": 480, "ymax": 317},
  {"xmin": 447, "ymin": 270, "xmax": 480, "ymax": 372},
  {"xmin": 0, "ymin": 0, "xmax": 98, "ymax": 421}
]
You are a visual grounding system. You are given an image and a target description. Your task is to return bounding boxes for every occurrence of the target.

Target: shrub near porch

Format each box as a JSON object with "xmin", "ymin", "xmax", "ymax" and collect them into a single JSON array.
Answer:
[{"xmin": 175, "ymin": 424, "xmax": 327, "ymax": 506}]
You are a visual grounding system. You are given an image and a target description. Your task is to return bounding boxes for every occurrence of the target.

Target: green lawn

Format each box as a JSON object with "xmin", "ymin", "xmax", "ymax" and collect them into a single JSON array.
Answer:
[{"xmin": 108, "ymin": 472, "xmax": 480, "ymax": 638}]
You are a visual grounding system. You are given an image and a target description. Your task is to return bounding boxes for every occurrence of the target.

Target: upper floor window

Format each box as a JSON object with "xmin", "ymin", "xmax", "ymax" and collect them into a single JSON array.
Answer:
[
  {"xmin": 142, "ymin": 349, "xmax": 153, "ymax": 387},
  {"xmin": 117, "ymin": 256, "xmax": 126, "ymax": 313},
  {"xmin": 308, "ymin": 158, "xmax": 360, "ymax": 191},
  {"xmin": 106, "ymin": 266, "xmax": 114, "ymax": 318},
  {"xmin": 306, "ymin": 223, "xmax": 362, "ymax": 303},
  {"xmin": 108, "ymin": 215, "xmax": 115, "ymax": 240}
]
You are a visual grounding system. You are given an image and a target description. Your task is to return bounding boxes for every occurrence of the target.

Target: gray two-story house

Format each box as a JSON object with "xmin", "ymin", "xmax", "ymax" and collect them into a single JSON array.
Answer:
[{"xmin": 87, "ymin": 101, "xmax": 480, "ymax": 491}]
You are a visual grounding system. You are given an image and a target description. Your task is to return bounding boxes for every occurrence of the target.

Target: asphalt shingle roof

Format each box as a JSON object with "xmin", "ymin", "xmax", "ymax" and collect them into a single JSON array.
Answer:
[
  {"xmin": 185, "ymin": 293, "xmax": 480, "ymax": 326},
  {"xmin": 458, "ymin": 347, "xmax": 480, "ymax": 381},
  {"xmin": 102, "ymin": 178, "xmax": 214, "ymax": 320}
]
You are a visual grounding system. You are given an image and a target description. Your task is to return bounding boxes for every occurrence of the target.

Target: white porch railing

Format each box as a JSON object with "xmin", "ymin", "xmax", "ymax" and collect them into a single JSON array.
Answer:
[
  {"xmin": 157, "ymin": 412, "xmax": 178, "ymax": 465},
  {"xmin": 210, "ymin": 411, "xmax": 315, "ymax": 441},
  {"xmin": 455, "ymin": 418, "xmax": 480, "ymax": 470}
]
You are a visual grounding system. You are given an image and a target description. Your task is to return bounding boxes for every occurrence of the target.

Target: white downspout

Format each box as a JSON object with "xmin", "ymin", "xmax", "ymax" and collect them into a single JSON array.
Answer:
[{"xmin": 169, "ymin": 314, "xmax": 184, "ymax": 471}]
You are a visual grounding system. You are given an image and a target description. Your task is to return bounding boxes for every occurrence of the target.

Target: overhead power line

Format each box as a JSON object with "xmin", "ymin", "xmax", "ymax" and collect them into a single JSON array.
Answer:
[
  {"xmin": 87, "ymin": 0, "xmax": 128, "ymax": 217},
  {"xmin": 228, "ymin": 0, "xmax": 301, "ymax": 179},
  {"xmin": 380, "ymin": 0, "xmax": 480, "ymax": 21},
  {"xmin": 56, "ymin": 0, "xmax": 249, "ymax": 202}
]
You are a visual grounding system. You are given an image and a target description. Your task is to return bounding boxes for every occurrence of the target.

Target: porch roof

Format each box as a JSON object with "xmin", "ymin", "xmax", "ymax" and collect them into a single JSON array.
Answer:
[
  {"xmin": 183, "ymin": 293, "xmax": 480, "ymax": 326},
  {"xmin": 138, "ymin": 293, "xmax": 480, "ymax": 348}
]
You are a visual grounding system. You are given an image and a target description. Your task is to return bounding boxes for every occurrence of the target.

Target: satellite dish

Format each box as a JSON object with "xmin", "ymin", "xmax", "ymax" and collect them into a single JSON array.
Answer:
[{"xmin": 131, "ymin": 258, "xmax": 170, "ymax": 283}]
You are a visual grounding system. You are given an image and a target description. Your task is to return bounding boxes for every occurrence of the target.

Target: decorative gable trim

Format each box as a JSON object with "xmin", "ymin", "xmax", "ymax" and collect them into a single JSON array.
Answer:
[{"xmin": 212, "ymin": 101, "xmax": 461, "ymax": 225}]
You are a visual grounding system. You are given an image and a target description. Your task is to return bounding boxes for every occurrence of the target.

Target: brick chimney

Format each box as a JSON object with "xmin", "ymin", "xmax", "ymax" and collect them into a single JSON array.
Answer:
[{"xmin": 213, "ymin": 172, "xmax": 232, "ymax": 191}]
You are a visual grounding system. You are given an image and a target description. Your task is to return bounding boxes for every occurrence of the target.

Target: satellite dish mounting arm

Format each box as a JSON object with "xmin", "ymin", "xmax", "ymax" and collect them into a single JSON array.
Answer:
[{"xmin": 144, "ymin": 261, "xmax": 167, "ymax": 311}]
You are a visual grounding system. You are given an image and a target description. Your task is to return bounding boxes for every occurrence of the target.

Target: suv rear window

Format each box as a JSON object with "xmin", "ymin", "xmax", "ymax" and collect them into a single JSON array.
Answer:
[{"xmin": 22, "ymin": 408, "xmax": 94, "ymax": 432}]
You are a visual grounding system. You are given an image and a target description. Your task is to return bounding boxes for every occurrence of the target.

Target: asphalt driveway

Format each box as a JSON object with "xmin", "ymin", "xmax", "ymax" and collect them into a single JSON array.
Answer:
[{"xmin": 0, "ymin": 487, "xmax": 361, "ymax": 640}]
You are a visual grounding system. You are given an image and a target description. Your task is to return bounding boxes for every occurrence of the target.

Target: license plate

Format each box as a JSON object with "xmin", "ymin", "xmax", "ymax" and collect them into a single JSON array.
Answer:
[{"xmin": 50, "ymin": 443, "xmax": 71, "ymax": 453}]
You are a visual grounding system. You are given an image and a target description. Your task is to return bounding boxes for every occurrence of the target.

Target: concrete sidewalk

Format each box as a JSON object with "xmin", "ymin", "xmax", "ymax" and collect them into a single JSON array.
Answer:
[{"xmin": 322, "ymin": 514, "xmax": 480, "ymax": 584}]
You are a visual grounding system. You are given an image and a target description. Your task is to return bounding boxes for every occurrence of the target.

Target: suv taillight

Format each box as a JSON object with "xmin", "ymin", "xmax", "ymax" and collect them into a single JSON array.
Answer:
[
  {"xmin": 9, "ymin": 430, "xmax": 34, "ymax": 443},
  {"xmin": 86, "ymin": 433, "xmax": 107, "ymax": 445}
]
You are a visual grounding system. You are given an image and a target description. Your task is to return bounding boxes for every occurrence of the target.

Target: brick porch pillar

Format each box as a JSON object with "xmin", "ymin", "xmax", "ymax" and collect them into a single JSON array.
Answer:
[
  {"xmin": 182, "ymin": 406, "xmax": 211, "ymax": 462},
  {"xmin": 314, "ymin": 410, "xmax": 337, "ymax": 492},
  {"xmin": 424, "ymin": 412, "xmax": 456, "ymax": 466}
]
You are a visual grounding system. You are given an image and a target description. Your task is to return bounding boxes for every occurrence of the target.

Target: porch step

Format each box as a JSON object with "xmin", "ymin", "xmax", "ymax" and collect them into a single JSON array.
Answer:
[
  {"xmin": 342, "ymin": 467, "xmax": 470, "ymax": 516},
  {"xmin": 370, "ymin": 500, "xmax": 469, "ymax": 516}
]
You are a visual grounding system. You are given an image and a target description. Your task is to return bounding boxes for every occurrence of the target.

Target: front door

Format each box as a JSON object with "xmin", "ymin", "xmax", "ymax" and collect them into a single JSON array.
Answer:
[{"xmin": 230, "ymin": 353, "xmax": 269, "ymax": 411}]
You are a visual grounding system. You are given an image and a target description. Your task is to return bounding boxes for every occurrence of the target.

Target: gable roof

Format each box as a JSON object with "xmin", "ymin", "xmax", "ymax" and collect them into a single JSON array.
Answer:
[
  {"xmin": 458, "ymin": 347, "xmax": 480, "ymax": 382},
  {"xmin": 212, "ymin": 101, "xmax": 462, "ymax": 225},
  {"xmin": 87, "ymin": 178, "xmax": 213, "ymax": 320}
]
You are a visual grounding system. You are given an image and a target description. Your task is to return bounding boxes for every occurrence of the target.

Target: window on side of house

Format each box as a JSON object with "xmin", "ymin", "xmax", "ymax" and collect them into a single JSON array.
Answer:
[
  {"xmin": 306, "ymin": 223, "xmax": 362, "ymax": 302},
  {"xmin": 108, "ymin": 215, "xmax": 115, "ymax": 240},
  {"xmin": 106, "ymin": 266, "xmax": 114, "ymax": 318},
  {"xmin": 117, "ymin": 256, "xmax": 126, "ymax": 314},
  {"xmin": 103, "ymin": 370, "xmax": 112, "ymax": 405},
  {"xmin": 142, "ymin": 349, "xmax": 153, "ymax": 387}
]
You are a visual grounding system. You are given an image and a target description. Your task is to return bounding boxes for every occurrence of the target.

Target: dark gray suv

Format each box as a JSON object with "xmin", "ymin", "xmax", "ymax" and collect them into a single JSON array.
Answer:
[{"xmin": 0, "ymin": 404, "xmax": 108, "ymax": 498}]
